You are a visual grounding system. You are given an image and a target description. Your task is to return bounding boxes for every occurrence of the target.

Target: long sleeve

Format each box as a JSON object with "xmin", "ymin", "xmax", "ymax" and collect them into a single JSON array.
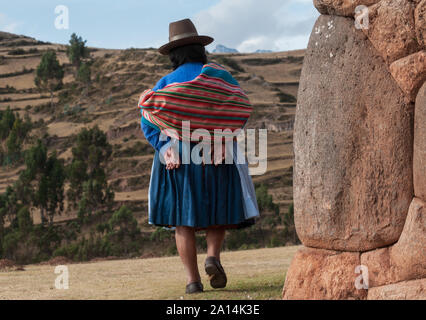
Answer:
[
  {"xmin": 140, "ymin": 118, "xmax": 171, "ymax": 151},
  {"xmin": 140, "ymin": 77, "xmax": 171, "ymax": 153}
]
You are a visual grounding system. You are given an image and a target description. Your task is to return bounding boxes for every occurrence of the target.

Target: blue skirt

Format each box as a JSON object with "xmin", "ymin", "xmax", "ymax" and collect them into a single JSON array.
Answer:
[{"xmin": 148, "ymin": 142, "xmax": 255, "ymax": 230}]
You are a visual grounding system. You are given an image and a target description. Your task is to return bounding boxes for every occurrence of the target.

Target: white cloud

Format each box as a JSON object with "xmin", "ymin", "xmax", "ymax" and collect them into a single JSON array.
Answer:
[
  {"xmin": 193, "ymin": 0, "xmax": 319, "ymax": 52},
  {"xmin": 0, "ymin": 13, "xmax": 21, "ymax": 34}
]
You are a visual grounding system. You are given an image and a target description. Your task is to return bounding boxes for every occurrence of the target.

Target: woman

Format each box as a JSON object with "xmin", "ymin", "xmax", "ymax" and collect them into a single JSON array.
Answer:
[{"xmin": 139, "ymin": 19, "xmax": 259, "ymax": 294}]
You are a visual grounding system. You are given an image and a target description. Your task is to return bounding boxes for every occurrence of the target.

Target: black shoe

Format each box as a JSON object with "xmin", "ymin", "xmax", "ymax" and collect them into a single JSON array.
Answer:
[
  {"xmin": 205, "ymin": 256, "xmax": 227, "ymax": 289},
  {"xmin": 185, "ymin": 281, "xmax": 204, "ymax": 294}
]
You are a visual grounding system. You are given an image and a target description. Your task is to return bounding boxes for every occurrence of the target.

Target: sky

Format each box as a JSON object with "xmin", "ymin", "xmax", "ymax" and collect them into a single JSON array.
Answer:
[{"xmin": 0, "ymin": 0, "xmax": 319, "ymax": 53}]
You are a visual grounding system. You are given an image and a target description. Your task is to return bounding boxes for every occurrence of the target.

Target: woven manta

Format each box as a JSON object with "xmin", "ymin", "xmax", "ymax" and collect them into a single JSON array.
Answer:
[{"xmin": 138, "ymin": 63, "xmax": 252, "ymax": 141}]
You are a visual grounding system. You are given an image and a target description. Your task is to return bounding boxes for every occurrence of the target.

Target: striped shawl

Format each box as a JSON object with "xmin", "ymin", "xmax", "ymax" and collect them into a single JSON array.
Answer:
[{"xmin": 138, "ymin": 63, "xmax": 252, "ymax": 141}]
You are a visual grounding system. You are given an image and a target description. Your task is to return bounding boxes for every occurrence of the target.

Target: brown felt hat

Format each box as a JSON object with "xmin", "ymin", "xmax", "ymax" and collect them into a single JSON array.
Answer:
[{"xmin": 158, "ymin": 18, "xmax": 214, "ymax": 55}]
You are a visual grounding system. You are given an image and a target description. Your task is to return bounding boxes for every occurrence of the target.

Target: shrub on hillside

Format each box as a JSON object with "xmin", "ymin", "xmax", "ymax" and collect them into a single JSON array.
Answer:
[
  {"xmin": 276, "ymin": 91, "xmax": 296, "ymax": 103},
  {"xmin": 255, "ymin": 184, "xmax": 279, "ymax": 215},
  {"xmin": 150, "ymin": 227, "xmax": 173, "ymax": 242},
  {"xmin": 241, "ymin": 58, "xmax": 282, "ymax": 66},
  {"xmin": 214, "ymin": 56, "xmax": 245, "ymax": 73},
  {"xmin": 113, "ymin": 141, "xmax": 150, "ymax": 157},
  {"xmin": 7, "ymin": 48, "xmax": 38, "ymax": 55},
  {"xmin": 53, "ymin": 206, "xmax": 143, "ymax": 261},
  {"xmin": 0, "ymin": 67, "xmax": 34, "ymax": 78}
]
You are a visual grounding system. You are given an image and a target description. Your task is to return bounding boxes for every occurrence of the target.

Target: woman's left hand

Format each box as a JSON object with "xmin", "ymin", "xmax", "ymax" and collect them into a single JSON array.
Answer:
[{"xmin": 164, "ymin": 146, "xmax": 181, "ymax": 170}]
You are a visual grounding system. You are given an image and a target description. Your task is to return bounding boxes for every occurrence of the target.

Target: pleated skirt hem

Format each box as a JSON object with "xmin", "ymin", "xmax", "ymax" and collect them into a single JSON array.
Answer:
[{"xmin": 148, "ymin": 146, "xmax": 253, "ymax": 230}]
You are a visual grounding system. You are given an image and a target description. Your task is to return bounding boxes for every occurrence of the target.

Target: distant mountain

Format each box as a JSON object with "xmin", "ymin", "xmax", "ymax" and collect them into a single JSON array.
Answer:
[
  {"xmin": 212, "ymin": 44, "xmax": 239, "ymax": 53},
  {"xmin": 211, "ymin": 44, "xmax": 274, "ymax": 54},
  {"xmin": 254, "ymin": 49, "xmax": 273, "ymax": 53}
]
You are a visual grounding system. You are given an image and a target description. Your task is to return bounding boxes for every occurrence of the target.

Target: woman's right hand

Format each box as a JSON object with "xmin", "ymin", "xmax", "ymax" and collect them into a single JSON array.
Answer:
[{"xmin": 204, "ymin": 143, "xmax": 226, "ymax": 166}]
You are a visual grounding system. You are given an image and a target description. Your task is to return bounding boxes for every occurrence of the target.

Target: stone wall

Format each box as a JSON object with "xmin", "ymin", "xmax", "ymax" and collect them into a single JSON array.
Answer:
[{"xmin": 283, "ymin": 0, "xmax": 425, "ymax": 300}]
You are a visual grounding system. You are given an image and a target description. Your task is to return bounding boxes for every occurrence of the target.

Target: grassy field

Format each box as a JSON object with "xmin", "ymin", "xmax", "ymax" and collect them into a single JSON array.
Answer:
[{"xmin": 0, "ymin": 245, "xmax": 300, "ymax": 300}]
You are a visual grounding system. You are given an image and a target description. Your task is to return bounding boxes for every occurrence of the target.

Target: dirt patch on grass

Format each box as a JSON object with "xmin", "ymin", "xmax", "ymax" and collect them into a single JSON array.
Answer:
[{"xmin": 0, "ymin": 259, "xmax": 16, "ymax": 270}]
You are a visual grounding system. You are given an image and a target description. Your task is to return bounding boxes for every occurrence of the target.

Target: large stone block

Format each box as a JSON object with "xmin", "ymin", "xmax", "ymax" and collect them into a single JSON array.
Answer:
[
  {"xmin": 367, "ymin": 278, "xmax": 426, "ymax": 300},
  {"xmin": 361, "ymin": 198, "xmax": 426, "ymax": 287},
  {"xmin": 362, "ymin": 0, "xmax": 419, "ymax": 64},
  {"xmin": 314, "ymin": 0, "xmax": 380, "ymax": 16},
  {"xmin": 282, "ymin": 247, "xmax": 367, "ymax": 300},
  {"xmin": 294, "ymin": 15, "xmax": 414, "ymax": 251},
  {"xmin": 360, "ymin": 247, "xmax": 394, "ymax": 288},
  {"xmin": 414, "ymin": 83, "xmax": 426, "ymax": 200},
  {"xmin": 390, "ymin": 197, "xmax": 426, "ymax": 280},
  {"xmin": 389, "ymin": 50, "xmax": 426, "ymax": 102},
  {"xmin": 415, "ymin": 0, "xmax": 426, "ymax": 48}
]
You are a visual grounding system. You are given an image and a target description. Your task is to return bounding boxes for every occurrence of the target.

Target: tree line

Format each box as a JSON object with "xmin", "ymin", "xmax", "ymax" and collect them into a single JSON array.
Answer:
[
  {"xmin": 0, "ymin": 33, "xmax": 139, "ymax": 264},
  {"xmin": 0, "ymin": 123, "xmax": 116, "ymax": 262}
]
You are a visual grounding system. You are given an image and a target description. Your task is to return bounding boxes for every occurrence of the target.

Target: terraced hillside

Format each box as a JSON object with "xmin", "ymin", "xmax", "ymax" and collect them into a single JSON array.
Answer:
[{"xmin": 0, "ymin": 31, "xmax": 304, "ymax": 244}]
